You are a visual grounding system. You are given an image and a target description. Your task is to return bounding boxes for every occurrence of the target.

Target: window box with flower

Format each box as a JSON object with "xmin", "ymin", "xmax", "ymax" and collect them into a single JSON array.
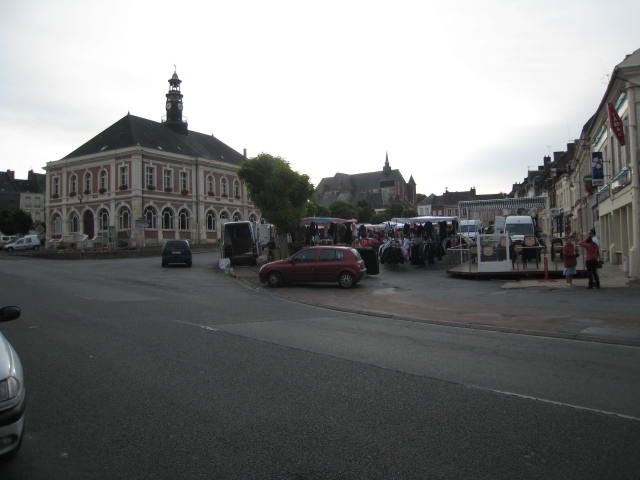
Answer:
[
  {"xmin": 165, "ymin": 187, "xmax": 173, "ymax": 193},
  {"xmin": 207, "ymin": 191, "xmax": 215, "ymax": 196},
  {"xmin": 69, "ymin": 191, "xmax": 77, "ymax": 197},
  {"xmin": 181, "ymin": 189, "xmax": 189, "ymax": 195},
  {"xmin": 147, "ymin": 184, "xmax": 156, "ymax": 190},
  {"xmin": 84, "ymin": 189, "xmax": 91, "ymax": 195},
  {"xmin": 119, "ymin": 185, "xmax": 128, "ymax": 191},
  {"xmin": 99, "ymin": 187, "xmax": 107, "ymax": 194},
  {"xmin": 52, "ymin": 193, "xmax": 59, "ymax": 199}
]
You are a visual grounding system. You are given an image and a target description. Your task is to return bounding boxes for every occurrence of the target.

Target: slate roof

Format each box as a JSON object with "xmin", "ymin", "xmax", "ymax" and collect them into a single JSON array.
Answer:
[
  {"xmin": 0, "ymin": 171, "xmax": 45, "ymax": 194},
  {"xmin": 63, "ymin": 114, "xmax": 246, "ymax": 165}
]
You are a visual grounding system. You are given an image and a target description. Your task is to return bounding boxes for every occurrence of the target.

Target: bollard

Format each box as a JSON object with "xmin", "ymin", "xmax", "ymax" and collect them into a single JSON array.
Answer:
[{"xmin": 544, "ymin": 256, "xmax": 549, "ymax": 280}]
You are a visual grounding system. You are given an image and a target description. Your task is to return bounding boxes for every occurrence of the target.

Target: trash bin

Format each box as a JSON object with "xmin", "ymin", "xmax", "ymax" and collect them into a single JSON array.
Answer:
[
  {"xmin": 615, "ymin": 251, "xmax": 622, "ymax": 265},
  {"xmin": 356, "ymin": 247, "xmax": 379, "ymax": 275}
]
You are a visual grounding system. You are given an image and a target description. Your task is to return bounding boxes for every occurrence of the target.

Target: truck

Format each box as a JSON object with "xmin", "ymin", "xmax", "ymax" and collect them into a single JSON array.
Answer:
[
  {"xmin": 504, "ymin": 215, "xmax": 536, "ymax": 242},
  {"xmin": 458, "ymin": 219, "xmax": 484, "ymax": 241}
]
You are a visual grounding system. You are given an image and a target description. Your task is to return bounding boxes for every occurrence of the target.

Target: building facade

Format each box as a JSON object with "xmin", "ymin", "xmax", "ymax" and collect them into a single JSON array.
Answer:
[
  {"xmin": 44, "ymin": 71, "xmax": 260, "ymax": 247},
  {"xmin": 0, "ymin": 170, "xmax": 46, "ymax": 226},
  {"xmin": 314, "ymin": 154, "xmax": 416, "ymax": 210}
]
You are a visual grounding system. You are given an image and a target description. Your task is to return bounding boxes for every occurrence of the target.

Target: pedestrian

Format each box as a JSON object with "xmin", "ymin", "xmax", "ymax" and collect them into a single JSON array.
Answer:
[
  {"xmin": 562, "ymin": 233, "xmax": 579, "ymax": 287},
  {"xmin": 579, "ymin": 232, "xmax": 601, "ymax": 289},
  {"xmin": 589, "ymin": 228, "xmax": 600, "ymax": 247}
]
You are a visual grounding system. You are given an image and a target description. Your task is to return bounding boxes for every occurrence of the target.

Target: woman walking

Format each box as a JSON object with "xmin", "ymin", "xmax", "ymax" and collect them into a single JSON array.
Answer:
[
  {"xmin": 579, "ymin": 232, "xmax": 601, "ymax": 289},
  {"xmin": 562, "ymin": 233, "xmax": 579, "ymax": 287}
]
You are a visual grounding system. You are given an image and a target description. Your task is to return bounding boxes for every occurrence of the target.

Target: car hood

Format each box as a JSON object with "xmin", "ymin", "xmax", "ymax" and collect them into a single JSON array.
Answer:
[
  {"xmin": 262, "ymin": 259, "xmax": 288, "ymax": 269},
  {"xmin": 0, "ymin": 333, "xmax": 19, "ymax": 379}
]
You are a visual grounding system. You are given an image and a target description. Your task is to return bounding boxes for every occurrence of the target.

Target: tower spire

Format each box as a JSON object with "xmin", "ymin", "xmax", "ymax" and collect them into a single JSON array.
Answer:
[
  {"xmin": 383, "ymin": 152, "xmax": 391, "ymax": 175},
  {"xmin": 163, "ymin": 68, "xmax": 188, "ymax": 134}
]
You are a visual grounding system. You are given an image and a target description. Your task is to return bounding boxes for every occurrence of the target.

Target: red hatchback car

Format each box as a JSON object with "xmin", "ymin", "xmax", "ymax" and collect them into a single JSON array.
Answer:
[{"xmin": 259, "ymin": 246, "xmax": 367, "ymax": 289}]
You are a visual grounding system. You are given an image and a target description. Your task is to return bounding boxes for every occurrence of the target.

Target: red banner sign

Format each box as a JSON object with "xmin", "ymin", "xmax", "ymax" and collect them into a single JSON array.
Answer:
[{"xmin": 608, "ymin": 102, "xmax": 626, "ymax": 146}]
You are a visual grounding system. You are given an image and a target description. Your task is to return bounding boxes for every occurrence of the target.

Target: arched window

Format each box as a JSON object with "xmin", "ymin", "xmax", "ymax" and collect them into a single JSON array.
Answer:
[
  {"xmin": 52, "ymin": 213, "xmax": 62, "ymax": 236},
  {"xmin": 70, "ymin": 174, "xmax": 78, "ymax": 194},
  {"xmin": 233, "ymin": 212, "xmax": 242, "ymax": 221},
  {"xmin": 249, "ymin": 213, "xmax": 258, "ymax": 222},
  {"xmin": 84, "ymin": 172, "xmax": 92, "ymax": 194},
  {"xmin": 70, "ymin": 212, "xmax": 80, "ymax": 233},
  {"xmin": 233, "ymin": 180, "xmax": 240, "ymax": 198},
  {"xmin": 206, "ymin": 210, "xmax": 216, "ymax": 231},
  {"xmin": 144, "ymin": 206, "xmax": 157, "ymax": 229},
  {"xmin": 99, "ymin": 170, "xmax": 108, "ymax": 191},
  {"xmin": 207, "ymin": 176, "xmax": 215, "ymax": 195},
  {"xmin": 162, "ymin": 207, "xmax": 174, "ymax": 230},
  {"xmin": 220, "ymin": 211, "xmax": 229, "ymax": 221},
  {"xmin": 221, "ymin": 178, "xmax": 228, "ymax": 197},
  {"xmin": 118, "ymin": 206, "xmax": 131, "ymax": 230},
  {"xmin": 98, "ymin": 208, "xmax": 109, "ymax": 231},
  {"xmin": 179, "ymin": 208, "xmax": 190, "ymax": 231}
]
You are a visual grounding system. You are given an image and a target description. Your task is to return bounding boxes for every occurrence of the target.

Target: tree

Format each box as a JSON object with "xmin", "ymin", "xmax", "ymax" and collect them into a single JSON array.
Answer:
[
  {"xmin": 0, "ymin": 209, "xmax": 33, "ymax": 235},
  {"xmin": 305, "ymin": 199, "xmax": 330, "ymax": 217},
  {"xmin": 402, "ymin": 207, "xmax": 418, "ymax": 217},
  {"xmin": 238, "ymin": 153, "xmax": 314, "ymax": 257},
  {"xmin": 356, "ymin": 200, "xmax": 375, "ymax": 224},
  {"xmin": 385, "ymin": 203, "xmax": 405, "ymax": 219},
  {"xmin": 329, "ymin": 200, "xmax": 358, "ymax": 220}
]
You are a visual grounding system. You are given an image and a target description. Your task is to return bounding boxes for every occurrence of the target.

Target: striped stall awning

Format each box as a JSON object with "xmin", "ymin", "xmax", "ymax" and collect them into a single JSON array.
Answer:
[{"xmin": 458, "ymin": 196, "xmax": 547, "ymax": 212}]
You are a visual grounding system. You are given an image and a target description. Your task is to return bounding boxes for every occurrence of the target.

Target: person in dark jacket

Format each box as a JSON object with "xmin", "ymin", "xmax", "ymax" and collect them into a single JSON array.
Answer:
[{"xmin": 579, "ymin": 233, "xmax": 601, "ymax": 289}]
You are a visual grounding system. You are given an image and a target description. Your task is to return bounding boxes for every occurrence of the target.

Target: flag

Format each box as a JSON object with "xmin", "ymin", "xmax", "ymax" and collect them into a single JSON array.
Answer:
[{"xmin": 608, "ymin": 103, "xmax": 626, "ymax": 146}]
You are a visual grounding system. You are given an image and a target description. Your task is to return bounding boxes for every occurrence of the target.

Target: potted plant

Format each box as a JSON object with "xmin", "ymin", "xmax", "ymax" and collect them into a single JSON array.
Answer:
[
  {"xmin": 69, "ymin": 191, "xmax": 77, "ymax": 197},
  {"xmin": 147, "ymin": 184, "xmax": 156, "ymax": 190},
  {"xmin": 181, "ymin": 189, "xmax": 189, "ymax": 195},
  {"xmin": 119, "ymin": 185, "xmax": 128, "ymax": 191},
  {"xmin": 52, "ymin": 193, "xmax": 59, "ymax": 199},
  {"xmin": 207, "ymin": 191, "xmax": 215, "ymax": 196}
]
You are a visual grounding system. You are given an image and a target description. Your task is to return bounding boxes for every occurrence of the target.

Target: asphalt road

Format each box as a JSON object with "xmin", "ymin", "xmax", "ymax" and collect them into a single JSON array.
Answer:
[{"xmin": 0, "ymin": 253, "xmax": 639, "ymax": 479}]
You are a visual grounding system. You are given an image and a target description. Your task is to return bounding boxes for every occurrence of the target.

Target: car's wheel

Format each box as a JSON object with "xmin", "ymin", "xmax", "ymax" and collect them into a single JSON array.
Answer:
[
  {"xmin": 338, "ymin": 271, "xmax": 355, "ymax": 289},
  {"xmin": 267, "ymin": 271, "xmax": 283, "ymax": 287},
  {"xmin": 6, "ymin": 248, "xmax": 13, "ymax": 253},
  {"xmin": 162, "ymin": 260, "xmax": 167, "ymax": 267},
  {"xmin": 187, "ymin": 261, "xmax": 192, "ymax": 267}
]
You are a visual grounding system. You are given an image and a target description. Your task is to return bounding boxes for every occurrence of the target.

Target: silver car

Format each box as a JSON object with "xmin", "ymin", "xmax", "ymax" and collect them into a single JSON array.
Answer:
[{"xmin": 0, "ymin": 305, "xmax": 25, "ymax": 458}]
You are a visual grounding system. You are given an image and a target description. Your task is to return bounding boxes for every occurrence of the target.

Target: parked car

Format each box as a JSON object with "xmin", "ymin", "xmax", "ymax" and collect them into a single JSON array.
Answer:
[
  {"xmin": 0, "ymin": 235, "xmax": 17, "ymax": 249},
  {"xmin": 161, "ymin": 240, "xmax": 192, "ymax": 267},
  {"xmin": 0, "ymin": 305, "xmax": 25, "ymax": 459},
  {"xmin": 259, "ymin": 246, "xmax": 367, "ymax": 289},
  {"xmin": 3, "ymin": 234, "xmax": 41, "ymax": 252}
]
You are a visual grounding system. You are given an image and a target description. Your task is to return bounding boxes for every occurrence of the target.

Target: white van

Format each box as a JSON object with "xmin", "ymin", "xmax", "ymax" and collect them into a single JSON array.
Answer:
[
  {"xmin": 504, "ymin": 216, "xmax": 536, "ymax": 242},
  {"xmin": 3, "ymin": 234, "xmax": 42, "ymax": 252},
  {"xmin": 221, "ymin": 221, "xmax": 260, "ymax": 266},
  {"xmin": 459, "ymin": 219, "xmax": 484, "ymax": 241}
]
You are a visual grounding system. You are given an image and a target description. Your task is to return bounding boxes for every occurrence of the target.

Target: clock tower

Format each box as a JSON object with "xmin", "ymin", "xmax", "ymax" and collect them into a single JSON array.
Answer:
[{"xmin": 164, "ymin": 68, "xmax": 188, "ymax": 134}]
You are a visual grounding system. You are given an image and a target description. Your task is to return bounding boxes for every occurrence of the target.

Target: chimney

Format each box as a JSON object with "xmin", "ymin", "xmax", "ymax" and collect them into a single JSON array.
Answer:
[{"xmin": 470, "ymin": 187, "xmax": 476, "ymax": 197}]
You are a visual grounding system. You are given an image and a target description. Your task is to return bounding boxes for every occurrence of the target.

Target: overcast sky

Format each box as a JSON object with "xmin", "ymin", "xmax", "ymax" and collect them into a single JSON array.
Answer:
[{"xmin": 1, "ymin": 0, "xmax": 639, "ymax": 196}]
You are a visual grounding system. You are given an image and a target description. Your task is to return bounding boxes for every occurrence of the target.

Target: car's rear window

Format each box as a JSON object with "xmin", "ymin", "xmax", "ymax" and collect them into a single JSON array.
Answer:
[
  {"xmin": 165, "ymin": 241, "xmax": 188, "ymax": 248},
  {"xmin": 349, "ymin": 248, "xmax": 363, "ymax": 261}
]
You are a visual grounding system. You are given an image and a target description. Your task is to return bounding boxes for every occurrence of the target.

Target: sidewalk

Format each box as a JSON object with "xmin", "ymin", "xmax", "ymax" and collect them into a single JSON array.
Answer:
[{"xmin": 227, "ymin": 260, "xmax": 640, "ymax": 347}]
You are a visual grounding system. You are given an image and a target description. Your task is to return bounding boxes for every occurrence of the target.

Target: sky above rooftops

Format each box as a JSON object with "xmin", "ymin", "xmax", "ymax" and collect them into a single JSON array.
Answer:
[{"xmin": 1, "ymin": 0, "xmax": 639, "ymax": 196}]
